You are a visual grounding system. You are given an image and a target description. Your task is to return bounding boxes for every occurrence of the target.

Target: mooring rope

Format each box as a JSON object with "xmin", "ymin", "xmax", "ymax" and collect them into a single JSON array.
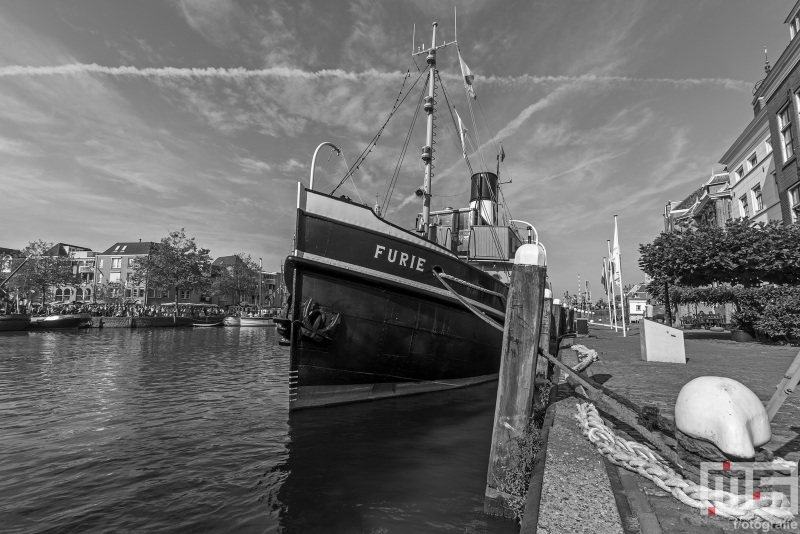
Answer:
[
  {"xmin": 436, "ymin": 271, "xmax": 506, "ymax": 302},
  {"xmin": 432, "ymin": 270, "xmax": 504, "ymax": 332},
  {"xmin": 575, "ymin": 402, "xmax": 795, "ymax": 524}
]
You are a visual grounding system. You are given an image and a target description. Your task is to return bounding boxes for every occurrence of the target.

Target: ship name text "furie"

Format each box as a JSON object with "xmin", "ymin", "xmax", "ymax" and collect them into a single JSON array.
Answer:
[{"xmin": 374, "ymin": 245, "xmax": 426, "ymax": 272}]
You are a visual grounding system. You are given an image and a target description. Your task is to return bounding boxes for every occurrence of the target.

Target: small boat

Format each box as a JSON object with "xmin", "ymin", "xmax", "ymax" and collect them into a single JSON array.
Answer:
[
  {"xmin": 28, "ymin": 313, "xmax": 92, "ymax": 329},
  {"xmin": 223, "ymin": 316, "xmax": 241, "ymax": 327},
  {"xmin": 191, "ymin": 315, "xmax": 227, "ymax": 326},
  {"xmin": 0, "ymin": 314, "xmax": 31, "ymax": 331},
  {"xmin": 193, "ymin": 320, "xmax": 223, "ymax": 327},
  {"xmin": 239, "ymin": 316, "xmax": 274, "ymax": 327}
]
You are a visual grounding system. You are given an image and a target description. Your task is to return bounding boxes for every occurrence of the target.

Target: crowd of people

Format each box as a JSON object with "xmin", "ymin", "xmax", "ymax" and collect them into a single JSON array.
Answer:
[{"xmin": 2, "ymin": 301, "xmax": 232, "ymax": 317}]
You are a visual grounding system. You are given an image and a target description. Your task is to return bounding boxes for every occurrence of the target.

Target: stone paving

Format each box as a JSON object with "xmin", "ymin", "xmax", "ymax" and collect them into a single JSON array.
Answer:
[{"xmin": 577, "ymin": 323, "xmax": 800, "ymax": 533}]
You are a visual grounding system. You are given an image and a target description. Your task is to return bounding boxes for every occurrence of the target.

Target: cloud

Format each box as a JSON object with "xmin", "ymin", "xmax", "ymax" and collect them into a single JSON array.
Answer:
[{"xmin": 238, "ymin": 156, "xmax": 272, "ymax": 174}]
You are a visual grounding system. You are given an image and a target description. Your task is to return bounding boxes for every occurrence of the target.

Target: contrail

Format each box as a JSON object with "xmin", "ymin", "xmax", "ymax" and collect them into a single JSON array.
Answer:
[
  {"xmin": 0, "ymin": 63, "xmax": 751, "ymax": 92},
  {"xmin": 0, "ymin": 63, "xmax": 402, "ymax": 82}
]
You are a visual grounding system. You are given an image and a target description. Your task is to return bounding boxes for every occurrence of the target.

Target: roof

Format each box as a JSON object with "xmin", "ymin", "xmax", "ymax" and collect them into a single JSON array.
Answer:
[
  {"xmin": 45, "ymin": 243, "xmax": 93, "ymax": 257},
  {"xmin": 0, "ymin": 246, "xmax": 21, "ymax": 257},
  {"xmin": 100, "ymin": 242, "xmax": 155, "ymax": 255},
  {"xmin": 785, "ymin": 0, "xmax": 800, "ymax": 24},
  {"xmin": 674, "ymin": 186, "xmax": 704, "ymax": 210},
  {"xmin": 211, "ymin": 255, "xmax": 242, "ymax": 267}
]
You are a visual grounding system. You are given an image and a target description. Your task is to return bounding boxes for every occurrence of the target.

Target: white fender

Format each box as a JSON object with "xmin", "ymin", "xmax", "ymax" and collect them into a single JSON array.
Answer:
[{"xmin": 674, "ymin": 376, "xmax": 771, "ymax": 459}]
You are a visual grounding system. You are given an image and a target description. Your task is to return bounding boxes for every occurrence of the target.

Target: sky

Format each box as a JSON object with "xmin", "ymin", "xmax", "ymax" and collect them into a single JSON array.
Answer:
[{"xmin": 0, "ymin": 0, "xmax": 795, "ymax": 298}]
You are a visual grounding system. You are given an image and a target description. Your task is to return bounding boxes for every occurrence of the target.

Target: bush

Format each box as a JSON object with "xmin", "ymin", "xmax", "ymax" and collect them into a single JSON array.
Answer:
[{"xmin": 494, "ymin": 418, "xmax": 543, "ymax": 523}]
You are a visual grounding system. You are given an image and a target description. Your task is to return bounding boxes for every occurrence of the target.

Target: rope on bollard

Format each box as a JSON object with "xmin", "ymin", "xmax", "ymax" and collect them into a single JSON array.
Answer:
[{"xmin": 575, "ymin": 402, "xmax": 796, "ymax": 525}]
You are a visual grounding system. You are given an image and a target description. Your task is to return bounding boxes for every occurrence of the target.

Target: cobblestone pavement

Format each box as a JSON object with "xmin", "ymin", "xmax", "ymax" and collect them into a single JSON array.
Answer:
[{"xmin": 574, "ymin": 323, "xmax": 800, "ymax": 533}]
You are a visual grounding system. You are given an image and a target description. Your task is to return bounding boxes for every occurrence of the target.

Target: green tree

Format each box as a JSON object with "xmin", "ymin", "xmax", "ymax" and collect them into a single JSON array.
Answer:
[
  {"xmin": 4, "ymin": 240, "xmax": 77, "ymax": 305},
  {"xmin": 132, "ymin": 229, "xmax": 212, "ymax": 314},
  {"xmin": 209, "ymin": 253, "xmax": 259, "ymax": 306}
]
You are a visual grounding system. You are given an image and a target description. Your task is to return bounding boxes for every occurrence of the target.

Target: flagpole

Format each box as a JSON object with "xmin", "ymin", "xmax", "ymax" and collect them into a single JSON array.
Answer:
[
  {"xmin": 607, "ymin": 240, "xmax": 618, "ymax": 332},
  {"xmin": 615, "ymin": 215, "xmax": 627, "ymax": 337},
  {"xmin": 604, "ymin": 258, "xmax": 614, "ymax": 328}
]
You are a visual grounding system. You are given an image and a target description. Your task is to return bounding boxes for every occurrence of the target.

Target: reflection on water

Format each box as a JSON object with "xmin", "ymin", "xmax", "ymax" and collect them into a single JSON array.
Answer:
[{"xmin": 1, "ymin": 329, "xmax": 516, "ymax": 533}]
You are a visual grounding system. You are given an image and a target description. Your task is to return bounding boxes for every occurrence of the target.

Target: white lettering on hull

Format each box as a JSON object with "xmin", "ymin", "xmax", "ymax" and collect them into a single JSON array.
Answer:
[{"xmin": 374, "ymin": 244, "xmax": 427, "ymax": 272}]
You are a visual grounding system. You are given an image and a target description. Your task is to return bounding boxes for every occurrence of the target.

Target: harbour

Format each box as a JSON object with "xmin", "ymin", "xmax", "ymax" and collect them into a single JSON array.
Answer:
[{"xmin": 0, "ymin": 328, "xmax": 515, "ymax": 534}]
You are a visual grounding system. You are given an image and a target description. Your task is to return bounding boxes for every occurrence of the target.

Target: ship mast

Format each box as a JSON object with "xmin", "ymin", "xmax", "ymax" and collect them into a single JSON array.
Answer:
[{"xmin": 414, "ymin": 22, "xmax": 456, "ymax": 240}]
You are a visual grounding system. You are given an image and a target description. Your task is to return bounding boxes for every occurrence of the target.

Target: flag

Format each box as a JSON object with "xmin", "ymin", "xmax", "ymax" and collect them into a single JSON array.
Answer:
[
  {"xmin": 500, "ymin": 144, "xmax": 505, "ymax": 162},
  {"xmin": 601, "ymin": 258, "xmax": 608, "ymax": 292},
  {"xmin": 455, "ymin": 108, "xmax": 467, "ymax": 159},
  {"xmin": 458, "ymin": 48, "xmax": 476, "ymax": 99},
  {"xmin": 611, "ymin": 218, "xmax": 622, "ymax": 287}
]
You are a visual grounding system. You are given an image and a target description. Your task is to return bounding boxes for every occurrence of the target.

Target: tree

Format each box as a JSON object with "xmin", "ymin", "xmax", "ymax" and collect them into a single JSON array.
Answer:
[
  {"xmin": 132, "ymin": 229, "xmax": 212, "ymax": 314},
  {"xmin": 639, "ymin": 219, "xmax": 800, "ymax": 290},
  {"xmin": 639, "ymin": 220, "xmax": 800, "ymax": 338},
  {"xmin": 209, "ymin": 253, "xmax": 259, "ymax": 306},
  {"xmin": 4, "ymin": 240, "xmax": 77, "ymax": 306}
]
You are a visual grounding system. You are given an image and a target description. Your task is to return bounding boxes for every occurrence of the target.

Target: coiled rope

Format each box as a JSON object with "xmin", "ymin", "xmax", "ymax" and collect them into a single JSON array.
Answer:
[{"xmin": 575, "ymin": 403, "xmax": 795, "ymax": 525}]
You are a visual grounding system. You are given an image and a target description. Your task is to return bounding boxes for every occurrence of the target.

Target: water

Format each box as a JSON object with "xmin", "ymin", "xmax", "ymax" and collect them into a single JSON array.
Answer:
[{"xmin": 0, "ymin": 328, "xmax": 517, "ymax": 533}]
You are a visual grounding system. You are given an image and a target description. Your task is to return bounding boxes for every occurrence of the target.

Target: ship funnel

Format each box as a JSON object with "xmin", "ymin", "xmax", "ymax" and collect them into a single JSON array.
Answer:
[{"xmin": 469, "ymin": 172, "xmax": 498, "ymax": 225}]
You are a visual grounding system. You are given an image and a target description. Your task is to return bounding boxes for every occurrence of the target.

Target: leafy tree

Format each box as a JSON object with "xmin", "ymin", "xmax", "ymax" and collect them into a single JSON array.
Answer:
[
  {"xmin": 95, "ymin": 281, "xmax": 124, "ymax": 306},
  {"xmin": 3, "ymin": 240, "xmax": 77, "ymax": 305},
  {"xmin": 209, "ymin": 253, "xmax": 259, "ymax": 306},
  {"xmin": 132, "ymin": 229, "xmax": 212, "ymax": 313},
  {"xmin": 639, "ymin": 219, "xmax": 800, "ymax": 289}
]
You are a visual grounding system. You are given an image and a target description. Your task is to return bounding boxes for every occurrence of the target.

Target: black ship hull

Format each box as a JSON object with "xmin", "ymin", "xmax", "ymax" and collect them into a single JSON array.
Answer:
[{"xmin": 283, "ymin": 187, "xmax": 507, "ymax": 410}]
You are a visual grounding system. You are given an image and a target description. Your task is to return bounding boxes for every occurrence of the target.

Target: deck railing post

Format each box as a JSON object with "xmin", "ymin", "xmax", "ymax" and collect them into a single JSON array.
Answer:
[{"xmin": 484, "ymin": 242, "xmax": 547, "ymax": 518}]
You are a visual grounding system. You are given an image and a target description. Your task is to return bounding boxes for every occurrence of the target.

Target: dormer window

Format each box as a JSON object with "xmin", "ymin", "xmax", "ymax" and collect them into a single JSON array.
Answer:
[
  {"xmin": 114, "ymin": 245, "xmax": 120, "ymax": 252},
  {"xmin": 121, "ymin": 245, "xmax": 127, "ymax": 252},
  {"xmin": 792, "ymin": 16, "xmax": 800, "ymax": 39},
  {"xmin": 734, "ymin": 166, "xmax": 744, "ymax": 182},
  {"xmin": 747, "ymin": 153, "xmax": 757, "ymax": 170}
]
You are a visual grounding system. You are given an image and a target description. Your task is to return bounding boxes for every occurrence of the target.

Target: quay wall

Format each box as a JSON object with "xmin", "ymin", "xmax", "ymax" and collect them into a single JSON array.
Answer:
[{"xmin": 91, "ymin": 317, "xmax": 193, "ymax": 328}]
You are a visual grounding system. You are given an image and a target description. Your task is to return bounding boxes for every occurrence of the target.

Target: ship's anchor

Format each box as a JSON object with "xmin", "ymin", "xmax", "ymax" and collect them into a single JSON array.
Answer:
[{"xmin": 298, "ymin": 299, "xmax": 341, "ymax": 343}]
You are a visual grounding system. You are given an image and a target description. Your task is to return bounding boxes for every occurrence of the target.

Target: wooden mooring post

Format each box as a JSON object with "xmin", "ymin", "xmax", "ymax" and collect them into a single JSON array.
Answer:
[{"xmin": 484, "ymin": 242, "xmax": 547, "ymax": 517}]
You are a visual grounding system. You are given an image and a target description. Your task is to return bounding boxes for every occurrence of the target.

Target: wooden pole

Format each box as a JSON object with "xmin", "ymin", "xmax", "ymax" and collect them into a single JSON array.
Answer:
[
  {"xmin": 485, "ymin": 243, "xmax": 547, "ymax": 517},
  {"xmin": 766, "ymin": 349, "xmax": 800, "ymax": 421},
  {"xmin": 535, "ymin": 291, "xmax": 553, "ymax": 378}
]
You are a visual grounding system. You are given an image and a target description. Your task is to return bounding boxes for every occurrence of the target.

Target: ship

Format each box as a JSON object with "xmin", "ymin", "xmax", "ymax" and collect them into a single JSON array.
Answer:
[{"xmin": 275, "ymin": 19, "xmax": 536, "ymax": 410}]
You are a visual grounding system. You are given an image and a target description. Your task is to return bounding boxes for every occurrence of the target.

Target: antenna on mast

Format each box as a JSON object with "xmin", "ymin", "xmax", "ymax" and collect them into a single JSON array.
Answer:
[{"xmin": 454, "ymin": 6, "xmax": 457, "ymax": 44}]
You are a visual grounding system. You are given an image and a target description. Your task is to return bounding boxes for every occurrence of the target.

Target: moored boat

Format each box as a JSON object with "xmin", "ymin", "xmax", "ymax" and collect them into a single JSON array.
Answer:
[
  {"xmin": 275, "ymin": 19, "xmax": 539, "ymax": 410},
  {"xmin": 0, "ymin": 314, "xmax": 31, "ymax": 331},
  {"xmin": 28, "ymin": 313, "xmax": 92, "ymax": 329},
  {"xmin": 239, "ymin": 316, "xmax": 273, "ymax": 327}
]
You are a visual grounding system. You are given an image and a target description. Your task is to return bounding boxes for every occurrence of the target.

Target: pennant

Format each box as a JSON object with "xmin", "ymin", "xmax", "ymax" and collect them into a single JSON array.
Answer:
[
  {"xmin": 458, "ymin": 48, "xmax": 476, "ymax": 99},
  {"xmin": 500, "ymin": 144, "xmax": 505, "ymax": 162},
  {"xmin": 455, "ymin": 108, "xmax": 467, "ymax": 159},
  {"xmin": 612, "ymin": 218, "xmax": 622, "ymax": 287}
]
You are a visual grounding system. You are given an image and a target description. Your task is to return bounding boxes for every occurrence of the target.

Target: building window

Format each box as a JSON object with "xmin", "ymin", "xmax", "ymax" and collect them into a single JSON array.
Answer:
[
  {"xmin": 111, "ymin": 257, "xmax": 121, "ymax": 269},
  {"xmin": 179, "ymin": 289, "xmax": 190, "ymax": 300},
  {"xmin": 125, "ymin": 288, "xmax": 132, "ymax": 298},
  {"xmin": 128, "ymin": 258, "xmax": 135, "ymax": 268},
  {"xmin": 109, "ymin": 272, "xmax": 121, "ymax": 282},
  {"xmin": 76, "ymin": 288, "xmax": 83, "ymax": 300},
  {"xmin": 752, "ymin": 185, "xmax": 763, "ymax": 212},
  {"xmin": 791, "ymin": 184, "xmax": 800, "ymax": 222},
  {"xmin": 734, "ymin": 166, "xmax": 744, "ymax": 182},
  {"xmin": 747, "ymin": 153, "xmax": 757, "ymax": 170},
  {"xmin": 85, "ymin": 288, "xmax": 91, "ymax": 299},
  {"xmin": 98, "ymin": 272, "xmax": 104, "ymax": 284},
  {"xmin": 55, "ymin": 288, "xmax": 63, "ymax": 301},
  {"xmin": 740, "ymin": 195, "xmax": 750, "ymax": 217},
  {"xmin": 99, "ymin": 258, "xmax": 104, "ymax": 268},
  {"xmin": 779, "ymin": 106, "xmax": 794, "ymax": 162},
  {"xmin": 765, "ymin": 137, "xmax": 772, "ymax": 154}
]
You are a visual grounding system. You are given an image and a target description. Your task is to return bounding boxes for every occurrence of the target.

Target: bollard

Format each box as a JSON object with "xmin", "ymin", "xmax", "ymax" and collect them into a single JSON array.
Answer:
[{"xmin": 484, "ymin": 241, "xmax": 547, "ymax": 518}]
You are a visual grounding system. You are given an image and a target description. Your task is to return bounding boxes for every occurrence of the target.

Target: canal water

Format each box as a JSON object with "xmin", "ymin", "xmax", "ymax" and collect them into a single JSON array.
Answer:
[{"xmin": 0, "ymin": 328, "xmax": 518, "ymax": 533}]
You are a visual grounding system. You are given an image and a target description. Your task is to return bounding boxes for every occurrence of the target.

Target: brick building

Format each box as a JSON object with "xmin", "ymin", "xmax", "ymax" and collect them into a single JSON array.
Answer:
[
  {"xmin": 752, "ymin": 0, "xmax": 800, "ymax": 224},
  {"xmin": 95, "ymin": 241, "xmax": 155, "ymax": 304}
]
